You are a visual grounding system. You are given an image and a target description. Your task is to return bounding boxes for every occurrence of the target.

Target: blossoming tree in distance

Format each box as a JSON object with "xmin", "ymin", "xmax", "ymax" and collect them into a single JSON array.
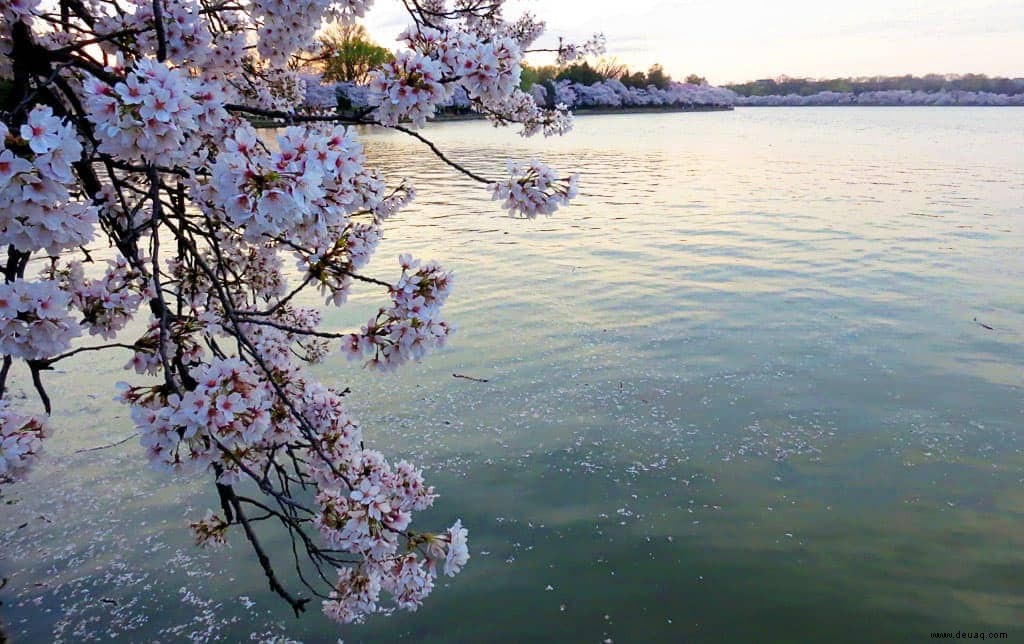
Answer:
[{"xmin": 0, "ymin": 0, "xmax": 601, "ymax": 625}]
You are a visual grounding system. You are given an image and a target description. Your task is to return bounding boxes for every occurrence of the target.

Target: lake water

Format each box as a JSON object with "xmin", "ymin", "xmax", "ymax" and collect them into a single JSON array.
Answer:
[{"xmin": 2, "ymin": 107, "xmax": 1023, "ymax": 642}]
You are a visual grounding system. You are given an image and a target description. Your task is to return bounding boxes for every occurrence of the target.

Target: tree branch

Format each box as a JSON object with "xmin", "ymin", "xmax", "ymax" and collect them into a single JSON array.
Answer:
[
  {"xmin": 229, "ymin": 491, "xmax": 311, "ymax": 617},
  {"xmin": 391, "ymin": 125, "xmax": 492, "ymax": 184}
]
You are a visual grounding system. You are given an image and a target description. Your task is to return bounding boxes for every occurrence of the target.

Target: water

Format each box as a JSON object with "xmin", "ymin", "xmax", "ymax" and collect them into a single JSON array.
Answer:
[{"xmin": 2, "ymin": 107, "xmax": 1023, "ymax": 642}]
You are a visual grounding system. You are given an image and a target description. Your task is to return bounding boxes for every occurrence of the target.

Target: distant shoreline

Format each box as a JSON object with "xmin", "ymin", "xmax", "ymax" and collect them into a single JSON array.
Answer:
[
  {"xmin": 250, "ymin": 104, "xmax": 734, "ymax": 128},
  {"xmin": 432, "ymin": 105, "xmax": 734, "ymax": 122},
  {"xmin": 574, "ymin": 105, "xmax": 734, "ymax": 116}
]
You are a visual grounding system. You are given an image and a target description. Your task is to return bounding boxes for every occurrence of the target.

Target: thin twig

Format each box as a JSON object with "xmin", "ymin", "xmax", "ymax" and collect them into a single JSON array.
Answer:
[
  {"xmin": 0, "ymin": 356, "xmax": 12, "ymax": 401},
  {"xmin": 27, "ymin": 363, "xmax": 52, "ymax": 415},
  {"xmin": 151, "ymin": 0, "xmax": 167, "ymax": 62},
  {"xmin": 229, "ymin": 492, "xmax": 311, "ymax": 616},
  {"xmin": 392, "ymin": 125, "xmax": 492, "ymax": 184},
  {"xmin": 41, "ymin": 343, "xmax": 137, "ymax": 366},
  {"xmin": 74, "ymin": 432, "xmax": 138, "ymax": 453}
]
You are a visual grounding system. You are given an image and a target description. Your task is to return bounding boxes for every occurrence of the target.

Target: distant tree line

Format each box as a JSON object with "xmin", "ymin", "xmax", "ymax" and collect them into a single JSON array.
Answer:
[
  {"xmin": 727, "ymin": 74, "xmax": 1024, "ymax": 97},
  {"xmin": 521, "ymin": 60, "xmax": 707, "ymax": 92}
]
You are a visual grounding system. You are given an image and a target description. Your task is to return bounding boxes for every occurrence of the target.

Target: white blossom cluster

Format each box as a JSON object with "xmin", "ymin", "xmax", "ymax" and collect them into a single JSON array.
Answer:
[
  {"xmin": 0, "ymin": 108, "xmax": 97, "ymax": 255},
  {"xmin": 189, "ymin": 509, "xmax": 231, "ymax": 548},
  {"xmin": 502, "ymin": 13, "xmax": 546, "ymax": 49},
  {"xmin": 52, "ymin": 258, "xmax": 150, "ymax": 340},
  {"xmin": 88, "ymin": 1, "xmax": 251, "ymax": 100},
  {"xmin": 342, "ymin": 255, "xmax": 454, "ymax": 370},
  {"xmin": 412, "ymin": 27, "xmax": 522, "ymax": 104},
  {"xmin": 123, "ymin": 357, "xmax": 275, "ymax": 482},
  {"xmin": 556, "ymin": 34, "xmax": 607, "ymax": 65},
  {"xmin": 363, "ymin": 20, "xmax": 586, "ymax": 136},
  {"xmin": 491, "ymin": 160, "xmax": 580, "ymax": 218},
  {"xmin": 124, "ymin": 317, "xmax": 205, "ymax": 377},
  {"xmin": 489, "ymin": 87, "xmax": 576, "ymax": 137},
  {"xmin": 96, "ymin": 0, "xmax": 214, "ymax": 69},
  {"xmin": 0, "ymin": 399, "xmax": 51, "ymax": 485},
  {"xmin": 84, "ymin": 59, "xmax": 229, "ymax": 166},
  {"xmin": 206, "ymin": 123, "xmax": 383, "ymax": 248},
  {"xmin": 367, "ymin": 51, "xmax": 451, "ymax": 127},
  {"xmin": 321, "ymin": 519, "xmax": 468, "ymax": 622},
  {"xmin": 0, "ymin": 278, "xmax": 80, "ymax": 361},
  {"xmin": 253, "ymin": 0, "xmax": 375, "ymax": 64}
]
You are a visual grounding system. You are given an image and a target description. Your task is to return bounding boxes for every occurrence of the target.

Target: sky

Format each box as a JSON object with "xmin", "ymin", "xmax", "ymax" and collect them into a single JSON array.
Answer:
[{"xmin": 362, "ymin": 0, "xmax": 1024, "ymax": 85}]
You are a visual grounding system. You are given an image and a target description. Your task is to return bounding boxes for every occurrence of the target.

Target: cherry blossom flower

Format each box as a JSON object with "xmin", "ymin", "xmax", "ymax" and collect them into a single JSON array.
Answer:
[
  {"xmin": 444, "ymin": 519, "xmax": 471, "ymax": 576},
  {"xmin": 0, "ymin": 107, "xmax": 97, "ymax": 255},
  {"xmin": 0, "ymin": 399, "xmax": 51, "ymax": 485},
  {"xmin": 491, "ymin": 159, "xmax": 580, "ymax": 218},
  {"xmin": 0, "ymin": 278, "xmax": 79, "ymax": 360},
  {"xmin": 368, "ymin": 51, "xmax": 451, "ymax": 127},
  {"xmin": 84, "ymin": 59, "xmax": 228, "ymax": 167},
  {"xmin": 190, "ymin": 510, "xmax": 231, "ymax": 548}
]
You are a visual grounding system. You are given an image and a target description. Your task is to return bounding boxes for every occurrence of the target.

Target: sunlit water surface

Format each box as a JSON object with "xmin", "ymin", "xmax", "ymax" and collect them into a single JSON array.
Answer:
[{"xmin": 2, "ymin": 108, "xmax": 1023, "ymax": 642}]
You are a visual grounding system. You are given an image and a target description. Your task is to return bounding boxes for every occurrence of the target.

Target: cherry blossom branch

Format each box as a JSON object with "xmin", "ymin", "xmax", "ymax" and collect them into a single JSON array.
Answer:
[
  {"xmin": 0, "ymin": 357, "xmax": 12, "ymax": 400},
  {"xmin": 151, "ymin": 0, "xmax": 168, "ymax": 62},
  {"xmin": 36, "ymin": 343, "xmax": 138, "ymax": 367},
  {"xmin": 229, "ymin": 490, "xmax": 312, "ymax": 616},
  {"xmin": 27, "ymin": 362, "xmax": 52, "ymax": 415},
  {"xmin": 2, "ymin": 0, "xmax": 541, "ymax": 624},
  {"xmin": 159, "ymin": 216, "xmax": 357, "ymax": 489},
  {"xmin": 74, "ymin": 432, "xmax": 138, "ymax": 453}
]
